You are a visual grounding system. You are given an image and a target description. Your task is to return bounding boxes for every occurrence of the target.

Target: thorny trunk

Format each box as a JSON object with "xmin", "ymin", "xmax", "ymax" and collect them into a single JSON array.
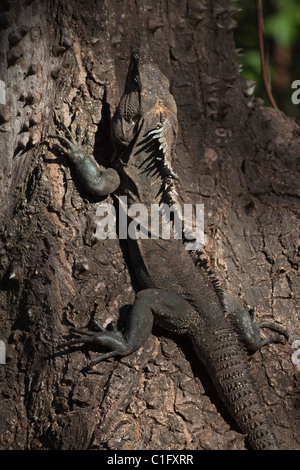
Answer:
[{"xmin": 0, "ymin": 0, "xmax": 299, "ymax": 450}]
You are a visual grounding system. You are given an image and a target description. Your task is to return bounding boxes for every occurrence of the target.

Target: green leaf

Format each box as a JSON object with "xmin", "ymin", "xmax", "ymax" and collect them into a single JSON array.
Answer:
[
  {"xmin": 242, "ymin": 49, "xmax": 261, "ymax": 73},
  {"xmin": 265, "ymin": 12, "xmax": 300, "ymax": 47}
]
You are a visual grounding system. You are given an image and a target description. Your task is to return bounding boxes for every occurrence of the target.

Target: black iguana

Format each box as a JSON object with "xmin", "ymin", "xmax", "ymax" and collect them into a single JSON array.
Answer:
[{"xmin": 52, "ymin": 47, "xmax": 289, "ymax": 450}]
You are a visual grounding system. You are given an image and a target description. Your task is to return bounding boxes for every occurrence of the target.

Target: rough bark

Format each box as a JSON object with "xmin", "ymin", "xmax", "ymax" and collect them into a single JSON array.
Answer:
[{"xmin": 0, "ymin": 0, "xmax": 299, "ymax": 450}]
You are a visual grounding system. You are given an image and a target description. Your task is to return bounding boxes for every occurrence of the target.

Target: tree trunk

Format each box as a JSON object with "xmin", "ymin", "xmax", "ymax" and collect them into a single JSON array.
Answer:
[{"xmin": 0, "ymin": 0, "xmax": 299, "ymax": 450}]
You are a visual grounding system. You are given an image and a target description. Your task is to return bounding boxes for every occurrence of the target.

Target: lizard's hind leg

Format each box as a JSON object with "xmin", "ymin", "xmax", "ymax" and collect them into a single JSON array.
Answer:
[
  {"xmin": 224, "ymin": 293, "xmax": 290, "ymax": 352},
  {"xmin": 57, "ymin": 288, "xmax": 195, "ymax": 367}
]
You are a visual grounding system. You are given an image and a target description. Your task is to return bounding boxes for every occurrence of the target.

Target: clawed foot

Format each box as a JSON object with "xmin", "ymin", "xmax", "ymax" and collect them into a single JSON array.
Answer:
[
  {"xmin": 245, "ymin": 306, "xmax": 290, "ymax": 351},
  {"xmin": 50, "ymin": 114, "xmax": 92, "ymax": 160},
  {"xmin": 57, "ymin": 320, "xmax": 129, "ymax": 366},
  {"xmin": 225, "ymin": 294, "xmax": 291, "ymax": 352},
  {"xmin": 256, "ymin": 320, "xmax": 290, "ymax": 347}
]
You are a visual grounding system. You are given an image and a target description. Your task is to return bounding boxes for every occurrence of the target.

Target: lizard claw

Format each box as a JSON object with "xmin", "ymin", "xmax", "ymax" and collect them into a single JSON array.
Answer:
[
  {"xmin": 57, "ymin": 321, "xmax": 130, "ymax": 366},
  {"xmin": 256, "ymin": 320, "xmax": 291, "ymax": 347},
  {"xmin": 50, "ymin": 114, "xmax": 92, "ymax": 157}
]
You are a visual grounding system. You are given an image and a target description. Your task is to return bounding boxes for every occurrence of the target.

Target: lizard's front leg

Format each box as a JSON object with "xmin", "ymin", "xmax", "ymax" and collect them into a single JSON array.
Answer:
[
  {"xmin": 50, "ymin": 120, "xmax": 121, "ymax": 196},
  {"xmin": 57, "ymin": 288, "xmax": 194, "ymax": 367}
]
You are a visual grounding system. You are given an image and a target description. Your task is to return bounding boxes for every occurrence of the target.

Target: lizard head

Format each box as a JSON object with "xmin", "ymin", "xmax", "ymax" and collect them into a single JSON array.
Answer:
[{"xmin": 111, "ymin": 47, "xmax": 177, "ymax": 149}]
